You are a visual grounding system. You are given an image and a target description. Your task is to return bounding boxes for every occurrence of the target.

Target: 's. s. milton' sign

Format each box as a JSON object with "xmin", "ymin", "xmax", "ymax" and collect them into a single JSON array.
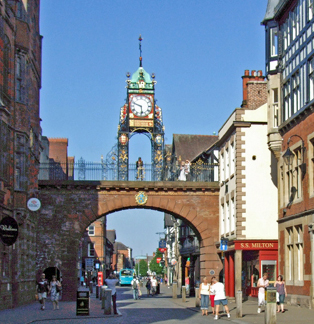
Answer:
[
  {"xmin": 0, "ymin": 216, "xmax": 19, "ymax": 246},
  {"xmin": 235, "ymin": 241, "xmax": 278, "ymax": 250}
]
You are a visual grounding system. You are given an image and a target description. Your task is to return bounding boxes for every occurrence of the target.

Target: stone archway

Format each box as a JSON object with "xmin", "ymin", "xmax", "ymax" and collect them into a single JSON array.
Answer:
[{"xmin": 37, "ymin": 180, "xmax": 222, "ymax": 300}]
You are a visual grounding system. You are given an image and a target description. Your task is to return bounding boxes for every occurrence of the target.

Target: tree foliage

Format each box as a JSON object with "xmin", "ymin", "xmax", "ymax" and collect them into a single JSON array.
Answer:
[
  {"xmin": 149, "ymin": 248, "xmax": 164, "ymax": 275},
  {"xmin": 138, "ymin": 259, "xmax": 148, "ymax": 276}
]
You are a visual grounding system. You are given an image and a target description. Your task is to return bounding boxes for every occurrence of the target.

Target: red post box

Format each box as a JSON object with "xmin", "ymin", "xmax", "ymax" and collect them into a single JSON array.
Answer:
[{"xmin": 97, "ymin": 272, "xmax": 103, "ymax": 286}]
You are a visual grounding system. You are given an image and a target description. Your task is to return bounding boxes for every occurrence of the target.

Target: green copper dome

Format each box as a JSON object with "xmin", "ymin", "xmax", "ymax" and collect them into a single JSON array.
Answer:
[
  {"xmin": 131, "ymin": 67, "xmax": 152, "ymax": 83},
  {"xmin": 128, "ymin": 66, "xmax": 154, "ymax": 90}
]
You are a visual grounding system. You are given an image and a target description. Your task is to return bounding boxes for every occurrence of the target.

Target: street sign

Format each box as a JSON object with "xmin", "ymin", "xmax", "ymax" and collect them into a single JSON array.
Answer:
[
  {"xmin": 159, "ymin": 248, "xmax": 167, "ymax": 253},
  {"xmin": 85, "ymin": 258, "xmax": 94, "ymax": 271},
  {"xmin": 159, "ymin": 239, "xmax": 166, "ymax": 248}
]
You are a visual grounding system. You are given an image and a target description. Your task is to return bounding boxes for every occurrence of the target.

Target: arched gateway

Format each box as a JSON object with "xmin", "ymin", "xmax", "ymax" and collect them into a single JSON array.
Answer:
[{"xmin": 37, "ymin": 180, "xmax": 221, "ymax": 300}]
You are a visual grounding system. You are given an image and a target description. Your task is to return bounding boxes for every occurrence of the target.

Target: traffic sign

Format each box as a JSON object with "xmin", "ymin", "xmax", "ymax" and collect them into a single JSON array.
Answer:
[
  {"xmin": 159, "ymin": 248, "xmax": 167, "ymax": 253},
  {"xmin": 156, "ymin": 257, "xmax": 162, "ymax": 264},
  {"xmin": 220, "ymin": 238, "xmax": 228, "ymax": 251}
]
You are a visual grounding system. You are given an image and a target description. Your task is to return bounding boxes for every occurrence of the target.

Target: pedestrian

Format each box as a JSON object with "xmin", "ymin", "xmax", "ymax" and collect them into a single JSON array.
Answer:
[
  {"xmin": 257, "ymin": 272, "xmax": 269, "ymax": 314},
  {"xmin": 36, "ymin": 273, "xmax": 49, "ymax": 310},
  {"xmin": 209, "ymin": 277, "xmax": 215, "ymax": 315},
  {"xmin": 137, "ymin": 280, "xmax": 142, "ymax": 299},
  {"xmin": 146, "ymin": 278, "xmax": 151, "ymax": 297},
  {"xmin": 274, "ymin": 275, "xmax": 287, "ymax": 313},
  {"xmin": 210, "ymin": 276, "xmax": 231, "ymax": 320},
  {"xmin": 49, "ymin": 275, "xmax": 62, "ymax": 310},
  {"xmin": 136, "ymin": 157, "xmax": 144, "ymax": 180},
  {"xmin": 199, "ymin": 276, "xmax": 210, "ymax": 316},
  {"xmin": 104, "ymin": 273, "xmax": 119, "ymax": 314},
  {"xmin": 151, "ymin": 276, "xmax": 157, "ymax": 296},
  {"xmin": 131, "ymin": 276, "xmax": 139, "ymax": 300},
  {"xmin": 185, "ymin": 275, "xmax": 190, "ymax": 296}
]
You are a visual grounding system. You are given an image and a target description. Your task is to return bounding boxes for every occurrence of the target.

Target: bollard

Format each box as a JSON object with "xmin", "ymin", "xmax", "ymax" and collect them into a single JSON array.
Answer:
[
  {"xmin": 182, "ymin": 286, "xmax": 186, "ymax": 302},
  {"xmin": 195, "ymin": 288, "xmax": 200, "ymax": 307},
  {"xmin": 101, "ymin": 287, "xmax": 106, "ymax": 308},
  {"xmin": 104, "ymin": 289, "xmax": 112, "ymax": 315},
  {"xmin": 265, "ymin": 287, "xmax": 277, "ymax": 324},
  {"xmin": 172, "ymin": 282, "xmax": 178, "ymax": 299},
  {"xmin": 89, "ymin": 281, "xmax": 93, "ymax": 294},
  {"xmin": 236, "ymin": 290, "xmax": 243, "ymax": 318},
  {"xmin": 96, "ymin": 285, "xmax": 99, "ymax": 298}
]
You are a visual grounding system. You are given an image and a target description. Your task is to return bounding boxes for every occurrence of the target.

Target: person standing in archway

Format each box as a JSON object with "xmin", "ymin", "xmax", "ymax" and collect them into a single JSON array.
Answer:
[
  {"xmin": 136, "ymin": 157, "xmax": 144, "ymax": 180},
  {"xmin": 36, "ymin": 273, "xmax": 49, "ymax": 310}
]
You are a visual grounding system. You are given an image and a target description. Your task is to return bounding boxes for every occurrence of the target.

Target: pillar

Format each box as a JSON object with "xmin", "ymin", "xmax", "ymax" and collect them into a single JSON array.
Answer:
[
  {"xmin": 225, "ymin": 253, "xmax": 230, "ymax": 296},
  {"xmin": 235, "ymin": 250, "xmax": 242, "ymax": 294},
  {"xmin": 229, "ymin": 252, "xmax": 235, "ymax": 298}
]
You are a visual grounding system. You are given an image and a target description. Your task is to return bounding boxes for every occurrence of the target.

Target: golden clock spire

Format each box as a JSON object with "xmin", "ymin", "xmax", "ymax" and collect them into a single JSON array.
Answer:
[{"xmin": 139, "ymin": 34, "xmax": 143, "ymax": 67}]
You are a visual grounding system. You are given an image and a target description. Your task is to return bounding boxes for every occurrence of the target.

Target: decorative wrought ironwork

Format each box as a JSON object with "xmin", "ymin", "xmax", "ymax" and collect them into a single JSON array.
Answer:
[{"xmin": 38, "ymin": 158, "xmax": 218, "ymax": 182}]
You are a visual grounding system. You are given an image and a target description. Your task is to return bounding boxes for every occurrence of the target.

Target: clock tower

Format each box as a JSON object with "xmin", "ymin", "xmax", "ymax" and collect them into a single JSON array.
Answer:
[{"xmin": 117, "ymin": 35, "xmax": 165, "ymax": 181}]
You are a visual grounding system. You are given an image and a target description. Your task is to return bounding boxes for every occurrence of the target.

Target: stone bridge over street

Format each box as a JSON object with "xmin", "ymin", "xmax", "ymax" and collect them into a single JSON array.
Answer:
[{"xmin": 37, "ymin": 180, "xmax": 221, "ymax": 301}]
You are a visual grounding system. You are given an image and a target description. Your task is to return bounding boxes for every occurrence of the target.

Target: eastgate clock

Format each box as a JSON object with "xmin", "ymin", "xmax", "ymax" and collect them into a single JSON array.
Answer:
[{"xmin": 130, "ymin": 95, "xmax": 152, "ymax": 117}]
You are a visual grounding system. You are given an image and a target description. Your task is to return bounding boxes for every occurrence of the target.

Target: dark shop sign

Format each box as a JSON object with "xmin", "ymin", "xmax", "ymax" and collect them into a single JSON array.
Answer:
[{"xmin": 0, "ymin": 216, "xmax": 19, "ymax": 246}]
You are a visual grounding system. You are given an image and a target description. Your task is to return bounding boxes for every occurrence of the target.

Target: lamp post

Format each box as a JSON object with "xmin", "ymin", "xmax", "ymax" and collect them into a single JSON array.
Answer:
[{"xmin": 283, "ymin": 134, "xmax": 306, "ymax": 177}]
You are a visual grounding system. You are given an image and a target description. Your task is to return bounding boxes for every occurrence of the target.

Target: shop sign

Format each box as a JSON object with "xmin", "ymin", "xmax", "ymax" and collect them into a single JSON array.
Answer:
[
  {"xmin": 27, "ymin": 198, "xmax": 41, "ymax": 211},
  {"xmin": 0, "ymin": 216, "xmax": 19, "ymax": 246},
  {"xmin": 235, "ymin": 241, "xmax": 278, "ymax": 250},
  {"xmin": 159, "ymin": 239, "xmax": 166, "ymax": 248}
]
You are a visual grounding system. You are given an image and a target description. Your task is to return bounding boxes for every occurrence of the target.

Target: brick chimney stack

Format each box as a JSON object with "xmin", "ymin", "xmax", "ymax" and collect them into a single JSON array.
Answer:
[{"xmin": 241, "ymin": 70, "xmax": 267, "ymax": 109}]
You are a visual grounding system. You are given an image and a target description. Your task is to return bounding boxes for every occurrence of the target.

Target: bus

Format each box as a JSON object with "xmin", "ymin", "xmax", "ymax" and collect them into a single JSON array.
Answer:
[{"xmin": 119, "ymin": 268, "xmax": 135, "ymax": 286}]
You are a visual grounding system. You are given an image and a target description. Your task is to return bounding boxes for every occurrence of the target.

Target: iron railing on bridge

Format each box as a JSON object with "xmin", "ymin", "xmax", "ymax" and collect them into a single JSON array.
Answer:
[{"xmin": 38, "ymin": 160, "xmax": 219, "ymax": 182}]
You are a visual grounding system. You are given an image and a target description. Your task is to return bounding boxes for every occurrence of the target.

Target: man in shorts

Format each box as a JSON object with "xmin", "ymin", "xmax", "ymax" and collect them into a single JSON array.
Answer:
[
  {"xmin": 36, "ymin": 273, "xmax": 49, "ymax": 310},
  {"xmin": 210, "ymin": 276, "xmax": 231, "ymax": 320}
]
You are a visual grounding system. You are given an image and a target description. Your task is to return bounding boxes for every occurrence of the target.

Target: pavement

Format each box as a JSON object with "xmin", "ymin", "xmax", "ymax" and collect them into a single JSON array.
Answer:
[{"xmin": 0, "ymin": 284, "xmax": 313, "ymax": 324}]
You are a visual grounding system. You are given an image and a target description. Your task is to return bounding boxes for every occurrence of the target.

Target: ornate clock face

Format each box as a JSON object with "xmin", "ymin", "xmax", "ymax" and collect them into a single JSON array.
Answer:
[{"xmin": 130, "ymin": 95, "xmax": 152, "ymax": 117}]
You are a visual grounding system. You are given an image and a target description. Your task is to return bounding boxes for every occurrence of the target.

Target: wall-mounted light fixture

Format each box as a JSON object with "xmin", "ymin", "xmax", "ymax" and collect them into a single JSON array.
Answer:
[{"xmin": 282, "ymin": 134, "xmax": 306, "ymax": 177}]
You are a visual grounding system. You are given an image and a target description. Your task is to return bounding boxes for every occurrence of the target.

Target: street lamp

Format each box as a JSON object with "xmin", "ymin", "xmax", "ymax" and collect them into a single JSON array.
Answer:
[{"xmin": 283, "ymin": 134, "xmax": 306, "ymax": 177}]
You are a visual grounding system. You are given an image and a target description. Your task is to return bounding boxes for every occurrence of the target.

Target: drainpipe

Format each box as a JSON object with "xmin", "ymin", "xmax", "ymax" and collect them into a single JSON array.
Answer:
[{"xmin": 309, "ymin": 222, "xmax": 314, "ymax": 309}]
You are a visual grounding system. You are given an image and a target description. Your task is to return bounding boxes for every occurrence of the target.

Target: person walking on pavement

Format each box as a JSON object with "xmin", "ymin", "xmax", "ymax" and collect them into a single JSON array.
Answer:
[
  {"xmin": 36, "ymin": 273, "xmax": 50, "ymax": 310},
  {"xmin": 275, "ymin": 275, "xmax": 287, "ymax": 313},
  {"xmin": 146, "ymin": 278, "xmax": 152, "ymax": 297},
  {"xmin": 131, "ymin": 276, "xmax": 139, "ymax": 300},
  {"xmin": 257, "ymin": 272, "xmax": 269, "ymax": 314},
  {"xmin": 199, "ymin": 276, "xmax": 210, "ymax": 316},
  {"xmin": 49, "ymin": 275, "xmax": 62, "ymax": 310},
  {"xmin": 151, "ymin": 276, "xmax": 157, "ymax": 296},
  {"xmin": 104, "ymin": 273, "xmax": 119, "ymax": 314},
  {"xmin": 210, "ymin": 276, "xmax": 231, "ymax": 320}
]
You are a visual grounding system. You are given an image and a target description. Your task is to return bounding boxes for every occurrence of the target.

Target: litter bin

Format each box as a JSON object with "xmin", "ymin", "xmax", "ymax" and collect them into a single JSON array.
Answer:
[{"xmin": 76, "ymin": 291, "xmax": 89, "ymax": 316}]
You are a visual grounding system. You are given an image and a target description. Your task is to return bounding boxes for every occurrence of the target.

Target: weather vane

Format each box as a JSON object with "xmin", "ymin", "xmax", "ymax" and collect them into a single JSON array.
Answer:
[{"xmin": 139, "ymin": 34, "xmax": 143, "ymax": 67}]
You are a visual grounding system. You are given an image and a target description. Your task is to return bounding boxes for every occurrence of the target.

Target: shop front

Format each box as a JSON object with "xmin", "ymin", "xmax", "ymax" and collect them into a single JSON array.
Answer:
[{"xmin": 224, "ymin": 240, "xmax": 278, "ymax": 298}]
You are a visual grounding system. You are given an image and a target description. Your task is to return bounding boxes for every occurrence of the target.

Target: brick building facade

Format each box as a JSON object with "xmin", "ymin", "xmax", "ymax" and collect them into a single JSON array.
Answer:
[
  {"xmin": 0, "ymin": 0, "xmax": 42, "ymax": 309},
  {"xmin": 263, "ymin": 0, "xmax": 314, "ymax": 308}
]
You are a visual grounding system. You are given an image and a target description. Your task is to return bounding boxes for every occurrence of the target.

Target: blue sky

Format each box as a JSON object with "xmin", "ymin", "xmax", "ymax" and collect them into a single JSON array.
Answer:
[{"xmin": 40, "ymin": 1, "xmax": 267, "ymax": 257}]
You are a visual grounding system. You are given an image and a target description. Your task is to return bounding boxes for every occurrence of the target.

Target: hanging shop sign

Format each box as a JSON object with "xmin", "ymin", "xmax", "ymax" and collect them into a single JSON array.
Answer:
[
  {"xmin": 27, "ymin": 198, "xmax": 41, "ymax": 211},
  {"xmin": 0, "ymin": 216, "xmax": 19, "ymax": 246}
]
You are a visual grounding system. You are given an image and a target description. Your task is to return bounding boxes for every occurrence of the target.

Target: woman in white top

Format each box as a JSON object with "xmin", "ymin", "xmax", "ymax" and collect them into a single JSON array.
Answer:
[{"xmin": 199, "ymin": 276, "xmax": 210, "ymax": 315}]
